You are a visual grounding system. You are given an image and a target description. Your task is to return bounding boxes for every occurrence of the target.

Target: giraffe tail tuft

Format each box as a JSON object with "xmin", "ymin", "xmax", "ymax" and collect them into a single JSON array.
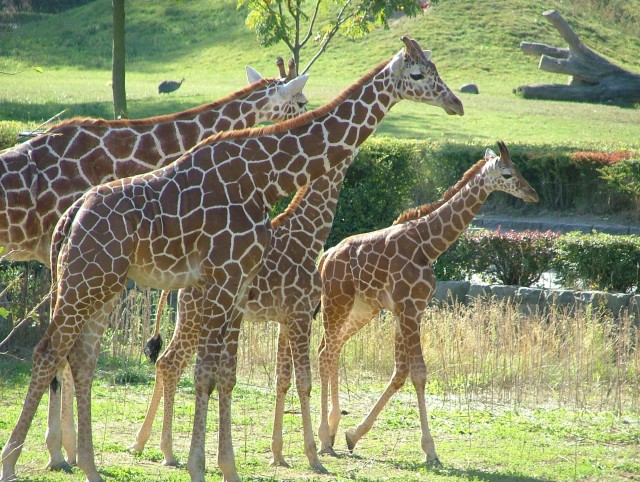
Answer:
[{"xmin": 144, "ymin": 334, "xmax": 163, "ymax": 364}]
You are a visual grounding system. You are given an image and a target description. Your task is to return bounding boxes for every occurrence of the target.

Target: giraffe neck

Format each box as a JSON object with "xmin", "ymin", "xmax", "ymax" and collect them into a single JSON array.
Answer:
[
  {"xmin": 272, "ymin": 157, "xmax": 350, "ymax": 253},
  {"xmin": 414, "ymin": 174, "xmax": 491, "ymax": 263},
  {"xmin": 257, "ymin": 63, "xmax": 398, "ymax": 206}
]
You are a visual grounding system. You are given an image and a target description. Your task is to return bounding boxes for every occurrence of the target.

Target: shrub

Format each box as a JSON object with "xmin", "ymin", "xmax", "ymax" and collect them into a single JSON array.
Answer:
[
  {"xmin": 0, "ymin": 121, "xmax": 24, "ymax": 150},
  {"xmin": 598, "ymin": 158, "xmax": 640, "ymax": 213},
  {"xmin": 435, "ymin": 229, "xmax": 559, "ymax": 286},
  {"xmin": 325, "ymin": 138, "xmax": 418, "ymax": 247},
  {"xmin": 553, "ymin": 232, "xmax": 640, "ymax": 293}
]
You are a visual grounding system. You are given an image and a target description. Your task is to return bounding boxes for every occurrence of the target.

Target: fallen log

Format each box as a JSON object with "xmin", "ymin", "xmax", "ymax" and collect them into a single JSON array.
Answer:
[{"xmin": 514, "ymin": 10, "xmax": 640, "ymax": 104}]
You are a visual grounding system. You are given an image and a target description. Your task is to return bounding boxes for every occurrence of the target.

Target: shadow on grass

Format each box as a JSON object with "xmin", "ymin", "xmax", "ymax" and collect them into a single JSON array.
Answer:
[
  {"xmin": 343, "ymin": 452, "xmax": 555, "ymax": 482},
  {"xmin": 0, "ymin": 97, "xmax": 221, "ymax": 125}
]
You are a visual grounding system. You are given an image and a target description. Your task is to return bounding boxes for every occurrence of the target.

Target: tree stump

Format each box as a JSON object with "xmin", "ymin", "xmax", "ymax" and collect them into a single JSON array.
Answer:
[{"xmin": 514, "ymin": 10, "xmax": 640, "ymax": 104}]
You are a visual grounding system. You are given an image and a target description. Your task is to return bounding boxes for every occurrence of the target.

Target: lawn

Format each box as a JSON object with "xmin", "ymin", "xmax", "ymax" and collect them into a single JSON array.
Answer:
[
  {"xmin": 1, "ymin": 299, "xmax": 639, "ymax": 481},
  {"xmin": 1, "ymin": 365, "xmax": 639, "ymax": 481},
  {"xmin": 1, "ymin": 0, "xmax": 639, "ymax": 149}
]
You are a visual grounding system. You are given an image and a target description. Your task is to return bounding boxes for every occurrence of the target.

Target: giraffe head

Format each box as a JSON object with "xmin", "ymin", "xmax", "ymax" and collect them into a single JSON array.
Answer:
[
  {"xmin": 245, "ymin": 63, "xmax": 310, "ymax": 123},
  {"xmin": 482, "ymin": 141, "xmax": 539, "ymax": 203},
  {"xmin": 388, "ymin": 36, "xmax": 464, "ymax": 116}
]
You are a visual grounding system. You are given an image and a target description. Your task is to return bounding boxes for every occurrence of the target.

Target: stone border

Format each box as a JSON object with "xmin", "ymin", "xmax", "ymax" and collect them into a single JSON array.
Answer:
[
  {"xmin": 472, "ymin": 216, "xmax": 640, "ymax": 236},
  {"xmin": 432, "ymin": 280, "xmax": 640, "ymax": 320}
]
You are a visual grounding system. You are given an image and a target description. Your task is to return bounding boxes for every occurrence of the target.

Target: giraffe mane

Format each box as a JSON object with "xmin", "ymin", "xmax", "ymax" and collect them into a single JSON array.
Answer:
[
  {"xmin": 196, "ymin": 57, "xmax": 393, "ymax": 148},
  {"xmin": 270, "ymin": 184, "xmax": 311, "ymax": 229},
  {"xmin": 392, "ymin": 157, "xmax": 489, "ymax": 225},
  {"xmin": 47, "ymin": 78, "xmax": 278, "ymax": 130}
]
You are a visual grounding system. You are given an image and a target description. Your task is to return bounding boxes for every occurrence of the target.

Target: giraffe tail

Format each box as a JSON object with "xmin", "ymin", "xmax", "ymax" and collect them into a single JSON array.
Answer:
[
  {"xmin": 312, "ymin": 252, "xmax": 328, "ymax": 320},
  {"xmin": 50, "ymin": 199, "xmax": 84, "ymax": 287},
  {"xmin": 144, "ymin": 290, "xmax": 169, "ymax": 364}
]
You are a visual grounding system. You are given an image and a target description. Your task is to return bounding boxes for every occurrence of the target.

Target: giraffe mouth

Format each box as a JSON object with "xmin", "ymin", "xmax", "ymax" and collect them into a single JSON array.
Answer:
[{"xmin": 443, "ymin": 95, "xmax": 464, "ymax": 116}]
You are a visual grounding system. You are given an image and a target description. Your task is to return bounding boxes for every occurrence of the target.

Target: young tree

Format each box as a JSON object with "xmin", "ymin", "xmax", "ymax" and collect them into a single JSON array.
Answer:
[
  {"xmin": 112, "ymin": 0, "xmax": 127, "ymax": 119},
  {"xmin": 238, "ymin": 0, "xmax": 433, "ymax": 74}
]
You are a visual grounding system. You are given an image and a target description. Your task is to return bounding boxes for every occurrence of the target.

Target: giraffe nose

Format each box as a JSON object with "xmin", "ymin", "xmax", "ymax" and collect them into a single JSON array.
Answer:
[{"xmin": 443, "ymin": 93, "xmax": 464, "ymax": 116}]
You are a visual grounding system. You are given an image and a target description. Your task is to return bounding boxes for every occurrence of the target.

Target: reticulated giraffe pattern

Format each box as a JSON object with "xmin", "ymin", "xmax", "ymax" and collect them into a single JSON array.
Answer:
[
  {"xmin": 0, "ymin": 60, "xmax": 309, "ymax": 473},
  {"xmin": 316, "ymin": 141, "xmax": 538, "ymax": 464},
  {"xmin": 131, "ymin": 37, "xmax": 465, "ymax": 474},
  {"xmin": 1, "ymin": 36, "xmax": 463, "ymax": 482}
]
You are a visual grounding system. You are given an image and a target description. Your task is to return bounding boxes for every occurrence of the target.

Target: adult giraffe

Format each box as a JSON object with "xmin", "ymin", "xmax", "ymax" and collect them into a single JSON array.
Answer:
[
  {"xmin": 1, "ymin": 36, "xmax": 463, "ymax": 482},
  {"xmin": 0, "ymin": 60, "xmax": 309, "ymax": 472},
  {"xmin": 317, "ymin": 141, "xmax": 538, "ymax": 464}
]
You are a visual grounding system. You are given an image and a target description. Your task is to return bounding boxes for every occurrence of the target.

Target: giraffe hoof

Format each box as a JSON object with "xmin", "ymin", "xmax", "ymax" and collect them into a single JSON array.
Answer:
[
  {"xmin": 163, "ymin": 459, "xmax": 180, "ymax": 467},
  {"xmin": 318, "ymin": 446, "xmax": 338, "ymax": 457},
  {"xmin": 345, "ymin": 431, "xmax": 356, "ymax": 453},
  {"xmin": 127, "ymin": 443, "xmax": 143, "ymax": 455},
  {"xmin": 47, "ymin": 460, "xmax": 73, "ymax": 473},
  {"xmin": 311, "ymin": 461, "xmax": 329, "ymax": 474},
  {"xmin": 269, "ymin": 458, "xmax": 291, "ymax": 468},
  {"xmin": 426, "ymin": 456, "xmax": 442, "ymax": 468}
]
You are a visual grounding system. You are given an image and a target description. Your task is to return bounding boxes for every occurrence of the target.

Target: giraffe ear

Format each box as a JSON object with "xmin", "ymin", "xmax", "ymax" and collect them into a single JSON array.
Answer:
[
  {"xmin": 422, "ymin": 50, "xmax": 432, "ymax": 61},
  {"xmin": 485, "ymin": 148, "xmax": 498, "ymax": 159},
  {"xmin": 246, "ymin": 66, "xmax": 263, "ymax": 85},
  {"xmin": 388, "ymin": 49, "xmax": 405, "ymax": 76},
  {"xmin": 279, "ymin": 74, "xmax": 310, "ymax": 97}
]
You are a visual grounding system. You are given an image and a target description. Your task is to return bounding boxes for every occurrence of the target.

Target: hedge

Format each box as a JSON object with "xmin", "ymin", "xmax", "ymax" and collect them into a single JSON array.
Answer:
[{"xmin": 436, "ymin": 229, "xmax": 640, "ymax": 294}]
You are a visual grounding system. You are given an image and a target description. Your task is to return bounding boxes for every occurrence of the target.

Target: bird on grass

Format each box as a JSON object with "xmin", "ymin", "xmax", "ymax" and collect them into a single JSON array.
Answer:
[{"xmin": 158, "ymin": 78, "xmax": 185, "ymax": 94}]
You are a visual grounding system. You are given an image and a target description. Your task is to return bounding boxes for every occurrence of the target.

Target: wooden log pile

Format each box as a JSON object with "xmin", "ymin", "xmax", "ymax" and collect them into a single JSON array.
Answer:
[{"xmin": 514, "ymin": 10, "xmax": 640, "ymax": 104}]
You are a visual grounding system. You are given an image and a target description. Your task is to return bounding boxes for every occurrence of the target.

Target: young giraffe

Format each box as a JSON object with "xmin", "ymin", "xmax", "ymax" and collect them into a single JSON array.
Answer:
[
  {"xmin": 0, "ymin": 60, "xmax": 308, "ymax": 473},
  {"xmin": 317, "ymin": 141, "xmax": 538, "ymax": 464},
  {"xmin": 0, "ymin": 36, "xmax": 463, "ymax": 482}
]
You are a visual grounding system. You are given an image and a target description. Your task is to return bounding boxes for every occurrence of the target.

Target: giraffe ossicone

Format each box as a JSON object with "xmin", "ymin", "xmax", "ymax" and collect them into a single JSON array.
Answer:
[
  {"xmin": 1, "ymin": 36, "xmax": 462, "ymax": 482},
  {"xmin": 317, "ymin": 141, "xmax": 537, "ymax": 464}
]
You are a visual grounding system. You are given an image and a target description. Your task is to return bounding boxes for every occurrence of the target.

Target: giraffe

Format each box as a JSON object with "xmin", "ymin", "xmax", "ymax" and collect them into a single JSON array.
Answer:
[
  {"xmin": 0, "ymin": 36, "xmax": 463, "ymax": 482},
  {"xmin": 316, "ymin": 141, "xmax": 538, "ymax": 464},
  {"xmin": 131, "ymin": 158, "xmax": 355, "ymax": 470},
  {"xmin": 0, "ymin": 59, "xmax": 309, "ymax": 473}
]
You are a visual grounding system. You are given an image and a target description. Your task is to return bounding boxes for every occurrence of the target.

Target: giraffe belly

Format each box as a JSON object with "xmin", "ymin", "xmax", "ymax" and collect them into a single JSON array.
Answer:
[{"xmin": 127, "ymin": 259, "xmax": 203, "ymax": 291}]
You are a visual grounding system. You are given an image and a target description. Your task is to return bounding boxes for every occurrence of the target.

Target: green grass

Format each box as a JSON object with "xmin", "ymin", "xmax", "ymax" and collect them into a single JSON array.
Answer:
[
  {"xmin": 0, "ymin": 0, "xmax": 639, "ymax": 148},
  {"xmin": 1, "ymin": 366, "xmax": 638, "ymax": 481},
  {"xmin": 1, "ymin": 298, "xmax": 639, "ymax": 481}
]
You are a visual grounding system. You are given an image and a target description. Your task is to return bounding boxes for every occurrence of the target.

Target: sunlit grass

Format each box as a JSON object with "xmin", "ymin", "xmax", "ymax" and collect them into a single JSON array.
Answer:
[{"xmin": 1, "ymin": 296, "xmax": 639, "ymax": 481}]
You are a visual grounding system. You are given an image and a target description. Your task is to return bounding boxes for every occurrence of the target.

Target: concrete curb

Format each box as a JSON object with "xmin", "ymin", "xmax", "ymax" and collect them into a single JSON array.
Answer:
[
  {"xmin": 471, "ymin": 216, "xmax": 640, "ymax": 235},
  {"xmin": 432, "ymin": 280, "xmax": 640, "ymax": 320}
]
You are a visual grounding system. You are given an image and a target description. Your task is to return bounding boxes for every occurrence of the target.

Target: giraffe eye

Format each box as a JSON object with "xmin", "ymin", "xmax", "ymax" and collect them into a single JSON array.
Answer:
[
  {"xmin": 409, "ymin": 73, "xmax": 424, "ymax": 81},
  {"xmin": 503, "ymin": 173, "xmax": 513, "ymax": 180},
  {"xmin": 297, "ymin": 101, "xmax": 307, "ymax": 108}
]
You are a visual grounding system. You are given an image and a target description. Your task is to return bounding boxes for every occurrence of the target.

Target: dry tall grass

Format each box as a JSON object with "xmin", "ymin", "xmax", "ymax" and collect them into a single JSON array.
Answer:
[
  {"xmin": 23, "ymin": 287, "xmax": 636, "ymax": 414},
  {"xmin": 236, "ymin": 297, "xmax": 639, "ymax": 413}
]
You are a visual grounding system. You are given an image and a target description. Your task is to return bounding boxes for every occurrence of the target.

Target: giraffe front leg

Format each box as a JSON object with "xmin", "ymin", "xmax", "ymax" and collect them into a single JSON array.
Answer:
[
  {"xmin": 407, "ymin": 335, "xmax": 440, "ymax": 466},
  {"xmin": 400, "ymin": 299, "xmax": 441, "ymax": 467},
  {"xmin": 187, "ymin": 358, "xmax": 214, "ymax": 482},
  {"xmin": 159, "ymin": 364, "xmax": 184, "ymax": 466},
  {"xmin": 288, "ymin": 316, "xmax": 326, "ymax": 473}
]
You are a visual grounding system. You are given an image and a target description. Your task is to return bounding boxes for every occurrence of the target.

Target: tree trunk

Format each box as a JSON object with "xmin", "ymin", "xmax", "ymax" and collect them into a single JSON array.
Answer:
[
  {"xmin": 514, "ymin": 10, "xmax": 640, "ymax": 104},
  {"xmin": 112, "ymin": 0, "xmax": 127, "ymax": 119}
]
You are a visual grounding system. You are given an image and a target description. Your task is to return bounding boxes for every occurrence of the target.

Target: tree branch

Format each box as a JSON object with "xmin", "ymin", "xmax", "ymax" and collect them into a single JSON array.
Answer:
[
  {"xmin": 276, "ymin": 0, "xmax": 294, "ymax": 52},
  {"xmin": 300, "ymin": 0, "xmax": 322, "ymax": 48},
  {"xmin": 301, "ymin": 0, "xmax": 357, "ymax": 74}
]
